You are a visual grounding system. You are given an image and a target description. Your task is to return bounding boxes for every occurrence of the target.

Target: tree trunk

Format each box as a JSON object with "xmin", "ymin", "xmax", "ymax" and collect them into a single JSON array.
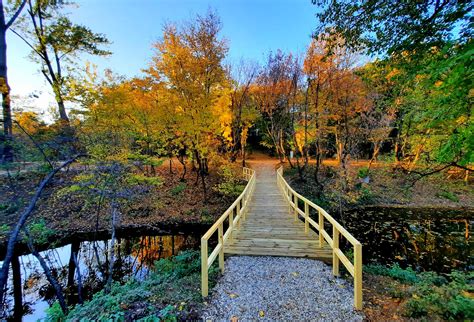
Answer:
[
  {"xmin": 0, "ymin": 13, "xmax": 13, "ymax": 163},
  {"xmin": 12, "ymin": 255, "xmax": 22, "ymax": 319},
  {"xmin": 72, "ymin": 251, "xmax": 83, "ymax": 304},
  {"xmin": 67, "ymin": 241, "xmax": 80, "ymax": 288},
  {"xmin": 56, "ymin": 95, "xmax": 69, "ymax": 123},
  {"xmin": 105, "ymin": 201, "xmax": 118, "ymax": 293},
  {"xmin": 25, "ymin": 231, "xmax": 68, "ymax": 315}
]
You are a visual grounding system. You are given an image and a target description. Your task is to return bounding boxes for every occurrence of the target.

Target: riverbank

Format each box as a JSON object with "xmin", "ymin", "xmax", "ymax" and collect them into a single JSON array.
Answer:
[
  {"xmin": 46, "ymin": 250, "xmax": 219, "ymax": 321},
  {"xmin": 0, "ymin": 161, "xmax": 243, "ymax": 256},
  {"xmin": 284, "ymin": 162, "xmax": 474, "ymax": 211}
]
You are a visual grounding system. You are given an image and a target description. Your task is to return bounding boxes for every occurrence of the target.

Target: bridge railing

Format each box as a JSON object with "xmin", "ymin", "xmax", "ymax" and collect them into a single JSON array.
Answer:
[
  {"xmin": 201, "ymin": 167, "xmax": 256, "ymax": 297},
  {"xmin": 276, "ymin": 167, "xmax": 363, "ymax": 310}
]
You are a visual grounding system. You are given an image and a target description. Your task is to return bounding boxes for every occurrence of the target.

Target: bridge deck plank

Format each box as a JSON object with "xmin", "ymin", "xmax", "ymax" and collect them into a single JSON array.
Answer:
[{"xmin": 224, "ymin": 163, "xmax": 332, "ymax": 260}]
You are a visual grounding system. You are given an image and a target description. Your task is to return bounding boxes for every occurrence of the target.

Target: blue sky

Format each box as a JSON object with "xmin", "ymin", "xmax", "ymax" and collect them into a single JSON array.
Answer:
[{"xmin": 8, "ymin": 0, "xmax": 320, "ymax": 116}]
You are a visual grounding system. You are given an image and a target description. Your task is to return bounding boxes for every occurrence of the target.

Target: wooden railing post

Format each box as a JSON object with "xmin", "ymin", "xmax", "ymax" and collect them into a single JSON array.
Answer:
[
  {"xmin": 332, "ymin": 226, "xmax": 340, "ymax": 276},
  {"xmin": 229, "ymin": 207, "xmax": 234, "ymax": 241},
  {"xmin": 237, "ymin": 201, "xmax": 241, "ymax": 228},
  {"xmin": 354, "ymin": 243, "xmax": 363, "ymax": 310},
  {"xmin": 288, "ymin": 191, "xmax": 292, "ymax": 213},
  {"xmin": 218, "ymin": 223, "xmax": 224, "ymax": 273},
  {"xmin": 201, "ymin": 238, "xmax": 208, "ymax": 297},
  {"xmin": 318, "ymin": 210, "xmax": 324, "ymax": 247},
  {"xmin": 304, "ymin": 201, "xmax": 309, "ymax": 234},
  {"xmin": 242, "ymin": 197, "xmax": 246, "ymax": 220},
  {"xmin": 293, "ymin": 194, "xmax": 298, "ymax": 221}
]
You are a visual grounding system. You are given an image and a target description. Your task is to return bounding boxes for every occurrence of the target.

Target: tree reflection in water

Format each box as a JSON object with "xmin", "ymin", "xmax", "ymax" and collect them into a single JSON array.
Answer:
[{"xmin": 1, "ymin": 234, "xmax": 199, "ymax": 320}]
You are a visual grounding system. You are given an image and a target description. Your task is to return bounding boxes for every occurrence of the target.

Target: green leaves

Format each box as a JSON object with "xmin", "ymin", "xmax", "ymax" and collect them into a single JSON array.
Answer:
[
  {"xmin": 46, "ymin": 17, "xmax": 111, "ymax": 58},
  {"xmin": 315, "ymin": 0, "xmax": 472, "ymax": 56}
]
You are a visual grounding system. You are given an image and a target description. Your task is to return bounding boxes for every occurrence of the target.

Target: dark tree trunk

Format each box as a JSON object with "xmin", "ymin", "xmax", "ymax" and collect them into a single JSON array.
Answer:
[
  {"xmin": 25, "ymin": 230, "xmax": 68, "ymax": 314},
  {"xmin": 72, "ymin": 252, "xmax": 83, "ymax": 304},
  {"xmin": 12, "ymin": 255, "xmax": 22, "ymax": 319},
  {"xmin": 56, "ymin": 96, "xmax": 69, "ymax": 123},
  {"xmin": 67, "ymin": 241, "xmax": 80, "ymax": 288},
  {"xmin": 0, "ymin": 7, "xmax": 13, "ymax": 163}
]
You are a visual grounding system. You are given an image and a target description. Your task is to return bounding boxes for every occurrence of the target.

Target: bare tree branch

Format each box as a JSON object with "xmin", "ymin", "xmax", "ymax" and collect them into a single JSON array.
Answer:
[{"xmin": 5, "ymin": 0, "xmax": 27, "ymax": 29}]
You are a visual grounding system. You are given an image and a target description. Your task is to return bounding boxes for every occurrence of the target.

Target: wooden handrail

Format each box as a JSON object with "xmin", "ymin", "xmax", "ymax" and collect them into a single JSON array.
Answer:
[
  {"xmin": 201, "ymin": 167, "xmax": 256, "ymax": 297},
  {"xmin": 276, "ymin": 167, "xmax": 363, "ymax": 310}
]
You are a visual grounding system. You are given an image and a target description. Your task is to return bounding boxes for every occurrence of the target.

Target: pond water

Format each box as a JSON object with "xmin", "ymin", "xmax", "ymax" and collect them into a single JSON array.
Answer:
[
  {"xmin": 0, "ymin": 233, "xmax": 200, "ymax": 321},
  {"xmin": 340, "ymin": 206, "xmax": 473, "ymax": 273}
]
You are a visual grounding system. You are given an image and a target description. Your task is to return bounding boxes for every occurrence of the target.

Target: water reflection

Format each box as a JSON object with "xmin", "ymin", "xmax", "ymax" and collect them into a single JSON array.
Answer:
[
  {"xmin": 341, "ymin": 207, "xmax": 473, "ymax": 273},
  {"xmin": 1, "ymin": 234, "xmax": 199, "ymax": 321}
]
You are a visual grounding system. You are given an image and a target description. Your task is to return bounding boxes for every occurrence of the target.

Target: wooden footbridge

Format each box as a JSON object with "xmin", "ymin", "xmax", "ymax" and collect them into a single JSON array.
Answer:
[{"xmin": 201, "ymin": 162, "xmax": 363, "ymax": 310}]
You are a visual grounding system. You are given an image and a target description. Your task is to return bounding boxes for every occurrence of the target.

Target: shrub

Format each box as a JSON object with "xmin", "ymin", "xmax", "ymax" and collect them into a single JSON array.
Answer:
[
  {"xmin": 357, "ymin": 167, "xmax": 369, "ymax": 178},
  {"xmin": 214, "ymin": 164, "xmax": 245, "ymax": 197},
  {"xmin": 437, "ymin": 190, "xmax": 459, "ymax": 202},
  {"xmin": 57, "ymin": 250, "xmax": 219, "ymax": 321},
  {"xmin": 170, "ymin": 182, "xmax": 186, "ymax": 196},
  {"xmin": 365, "ymin": 263, "xmax": 419, "ymax": 284},
  {"xmin": 366, "ymin": 264, "xmax": 474, "ymax": 319}
]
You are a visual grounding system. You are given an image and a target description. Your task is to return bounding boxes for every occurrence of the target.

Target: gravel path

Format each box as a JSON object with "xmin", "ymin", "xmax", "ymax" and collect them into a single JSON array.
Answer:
[{"xmin": 202, "ymin": 256, "xmax": 364, "ymax": 321}]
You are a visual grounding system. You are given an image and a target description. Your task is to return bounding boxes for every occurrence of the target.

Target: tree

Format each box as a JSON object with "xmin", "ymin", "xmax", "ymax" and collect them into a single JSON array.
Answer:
[
  {"xmin": 304, "ymin": 37, "xmax": 333, "ymax": 184},
  {"xmin": 394, "ymin": 42, "xmax": 474, "ymax": 172},
  {"xmin": 14, "ymin": 0, "xmax": 110, "ymax": 123},
  {"xmin": 147, "ymin": 11, "xmax": 229, "ymax": 196},
  {"xmin": 228, "ymin": 60, "xmax": 259, "ymax": 165},
  {"xmin": 0, "ymin": 155, "xmax": 85, "ymax": 312},
  {"xmin": 254, "ymin": 50, "xmax": 295, "ymax": 162},
  {"xmin": 0, "ymin": 0, "xmax": 27, "ymax": 162},
  {"xmin": 313, "ymin": 0, "xmax": 472, "ymax": 56}
]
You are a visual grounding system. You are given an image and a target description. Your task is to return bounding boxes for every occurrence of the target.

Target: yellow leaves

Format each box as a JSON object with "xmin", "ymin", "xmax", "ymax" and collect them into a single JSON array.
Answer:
[
  {"xmin": 291, "ymin": 271, "xmax": 300, "ymax": 277},
  {"xmin": 225, "ymin": 290, "xmax": 239, "ymax": 298},
  {"xmin": 386, "ymin": 68, "xmax": 400, "ymax": 80},
  {"xmin": 258, "ymin": 310, "xmax": 265, "ymax": 318},
  {"xmin": 462, "ymin": 290, "xmax": 474, "ymax": 299},
  {"xmin": 213, "ymin": 88, "xmax": 233, "ymax": 142},
  {"xmin": 14, "ymin": 111, "xmax": 44, "ymax": 135},
  {"xmin": 229, "ymin": 293, "xmax": 239, "ymax": 299}
]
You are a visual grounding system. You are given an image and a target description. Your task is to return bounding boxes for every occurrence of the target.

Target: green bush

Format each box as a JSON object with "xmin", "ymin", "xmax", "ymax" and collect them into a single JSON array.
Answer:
[
  {"xmin": 55, "ymin": 250, "xmax": 218, "ymax": 321},
  {"xmin": 357, "ymin": 186, "xmax": 374, "ymax": 204},
  {"xmin": 357, "ymin": 167, "xmax": 369, "ymax": 178},
  {"xmin": 365, "ymin": 263, "xmax": 419, "ymax": 284},
  {"xmin": 214, "ymin": 165, "xmax": 245, "ymax": 197},
  {"xmin": 366, "ymin": 264, "xmax": 474, "ymax": 319},
  {"xmin": 437, "ymin": 190, "xmax": 459, "ymax": 202},
  {"xmin": 170, "ymin": 182, "xmax": 186, "ymax": 196},
  {"xmin": 25, "ymin": 219, "xmax": 55, "ymax": 245},
  {"xmin": 0, "ymin": 224, "xmax": 10, "ymax": 236}
]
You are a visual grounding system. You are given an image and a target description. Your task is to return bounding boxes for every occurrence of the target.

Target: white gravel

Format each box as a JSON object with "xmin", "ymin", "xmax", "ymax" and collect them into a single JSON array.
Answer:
[{"xmin": 202, "ymin": 256, "xmax": 364, "ymax": 321}]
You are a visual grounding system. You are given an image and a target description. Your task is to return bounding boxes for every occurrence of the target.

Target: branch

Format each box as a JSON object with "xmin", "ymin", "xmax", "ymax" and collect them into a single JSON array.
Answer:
[
  {"xmin": 12, "ymin": 119, "xmax": 53, "ymax": 169},
  {"xmin": 451, "ymin": 162, "xmax": 474, "ymax": 173},
  {"xmin": 5, "ymin": 0, "xmax": 27, "ymax": 29},
  {"xmin": 10, "ymin": 28, "xmax": 46, "ymax": 60}
]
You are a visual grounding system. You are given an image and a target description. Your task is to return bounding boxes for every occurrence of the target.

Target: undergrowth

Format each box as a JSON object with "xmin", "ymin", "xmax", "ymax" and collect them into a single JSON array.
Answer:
[
  {"xmin": 366, "ymin": 264, "xmax": 474, "ymax": 320},
  {"xmin": 45, "ymin": 250, "xmax": 219, "ymax": 321}
]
